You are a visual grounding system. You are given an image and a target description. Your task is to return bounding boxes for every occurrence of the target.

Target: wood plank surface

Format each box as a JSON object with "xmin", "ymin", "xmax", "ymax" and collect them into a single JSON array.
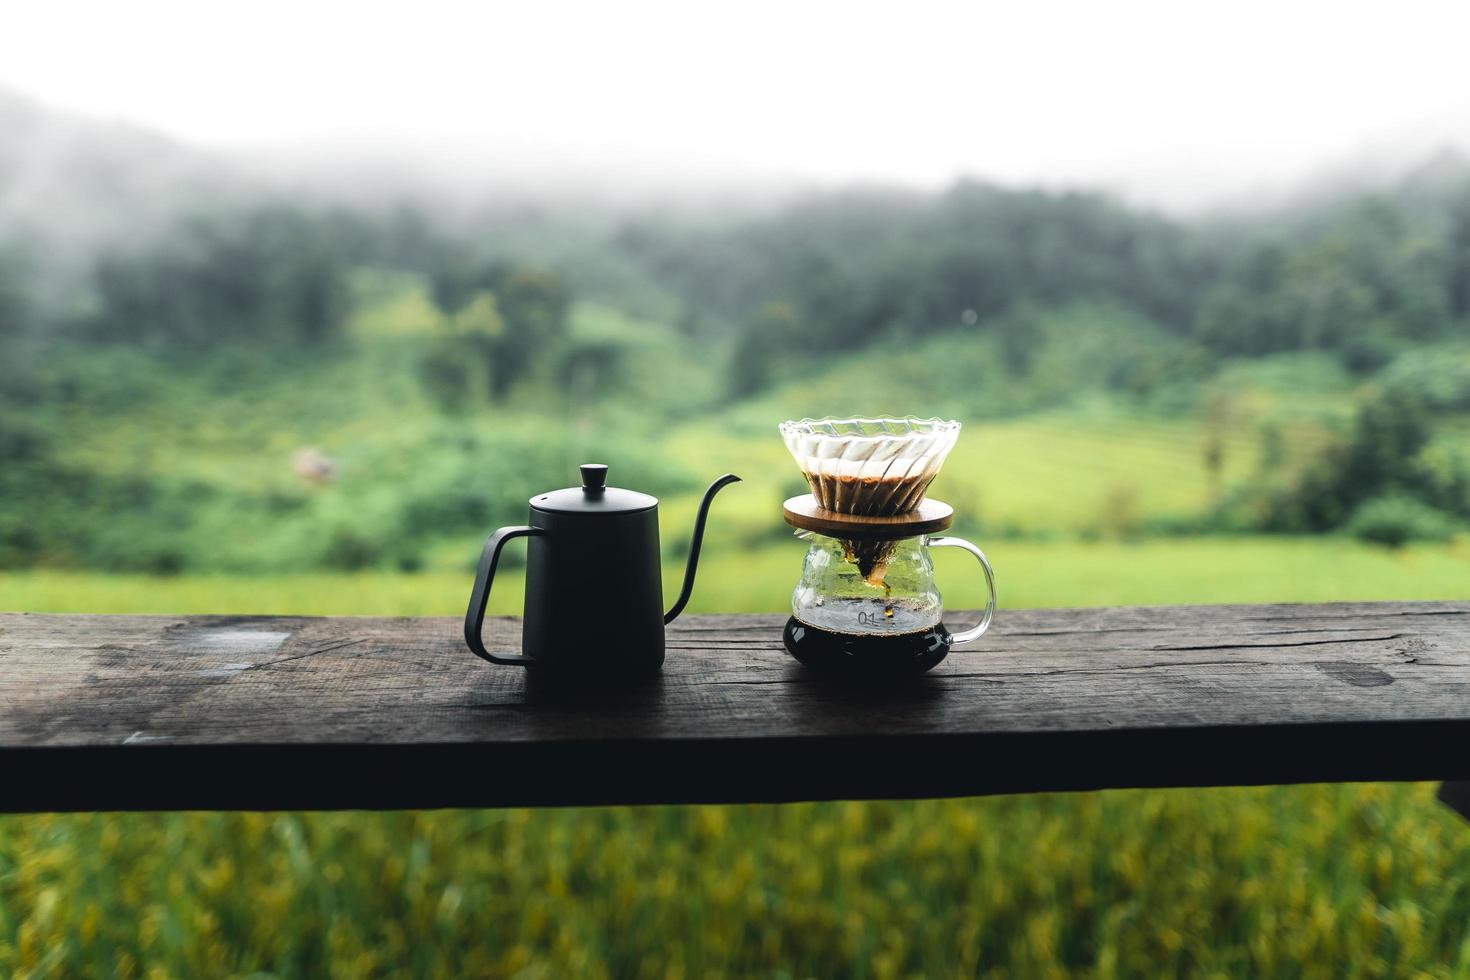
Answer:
[{"xmin": 1, "ymin": 602, "xmax": 1468, "ymax": 811}]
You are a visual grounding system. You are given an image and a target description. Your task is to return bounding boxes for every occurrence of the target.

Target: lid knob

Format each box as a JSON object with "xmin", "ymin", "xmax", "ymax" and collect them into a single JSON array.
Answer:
[{"xmin": 580, "ymin": 463, "xmax": 608, "ymax": 495}]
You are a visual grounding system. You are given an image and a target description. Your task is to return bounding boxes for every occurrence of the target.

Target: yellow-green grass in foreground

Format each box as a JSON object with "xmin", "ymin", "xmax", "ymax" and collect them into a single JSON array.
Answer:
[
  {"xmin": 3, "ymin": 787, "xmax": 1469, "ymax": 976},
  {"xmin": 7, "ymin": 536, "xmax": 1468, "ymax": 616}
]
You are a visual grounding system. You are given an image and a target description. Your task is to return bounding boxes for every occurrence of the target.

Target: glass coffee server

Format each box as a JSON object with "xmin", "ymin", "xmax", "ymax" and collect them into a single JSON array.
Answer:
[{"xmin": 779, "ymin": 417, "xmax": 997, "ymax": 675}]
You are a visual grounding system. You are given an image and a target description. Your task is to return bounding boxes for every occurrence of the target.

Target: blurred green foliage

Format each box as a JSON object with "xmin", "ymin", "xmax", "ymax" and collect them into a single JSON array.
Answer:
[
  {"xmin": 88, "ymin": 208, "xmax": 354, "ymax": 347},
  {"xmin": 1227, "ymin": 387, "xmax": 1470, "ymax": 535},
  {"xmin": 1381, "ymin": 343, "xmax": 1470, "ymax": 412},
  {"xmin": 1347, "ymin": 495, "xmax": 1461, "ymax": 547},
  {"xmin": 2, "ymin": 785, "xmax": 1469, "ymax": 978},
  {"xmin": 1, "ymin": 166, "xmax": 1466, "ymax": 575}
]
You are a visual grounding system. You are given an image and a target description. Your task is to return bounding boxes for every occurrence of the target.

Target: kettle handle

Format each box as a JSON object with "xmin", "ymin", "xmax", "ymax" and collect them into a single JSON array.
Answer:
[{"xmin": 464, "ymin": 525, "xmax": 544, "ymax": 666}]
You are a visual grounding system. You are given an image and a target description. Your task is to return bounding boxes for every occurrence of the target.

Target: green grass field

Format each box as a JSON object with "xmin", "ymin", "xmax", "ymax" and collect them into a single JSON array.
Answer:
[
  {"xmin": 6, "ymin": 536, "xmax": 1470, "ymax": 616},
  {"xmin": 5, "ymin": 786, "xmax": 1470, "ymax": 978}
]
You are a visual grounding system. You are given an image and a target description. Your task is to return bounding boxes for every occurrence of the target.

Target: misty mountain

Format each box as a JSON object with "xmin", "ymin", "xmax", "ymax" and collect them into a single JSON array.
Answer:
[
  {"xmin": 0, "ymin": 88, "xmax": 256, "ymax": 262},
  {"xmin": 7, "ymin": 83, "xmax": 1470, "ymax": 258},
  {"xmin": 4, "ymin": 83, "xmax": 1470, "ymax": 344}
]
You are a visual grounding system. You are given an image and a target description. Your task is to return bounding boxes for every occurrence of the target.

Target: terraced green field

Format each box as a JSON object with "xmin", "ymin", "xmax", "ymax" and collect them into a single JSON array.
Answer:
[{"xmin": 39, "ymin": 300, "xmax": 1368, "ymax": 579}]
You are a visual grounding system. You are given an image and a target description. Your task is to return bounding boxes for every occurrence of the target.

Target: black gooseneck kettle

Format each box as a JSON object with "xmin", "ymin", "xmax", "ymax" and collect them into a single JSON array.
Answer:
[{"xmin": 464, "ymin": 464, "xmax": 740, "ymax": 677}]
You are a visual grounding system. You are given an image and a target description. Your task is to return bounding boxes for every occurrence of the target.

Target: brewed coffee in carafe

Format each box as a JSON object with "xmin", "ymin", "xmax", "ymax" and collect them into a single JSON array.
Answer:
[{"xmin": 784, "ymin": 530, "xmax": 957, "ymax": 673}]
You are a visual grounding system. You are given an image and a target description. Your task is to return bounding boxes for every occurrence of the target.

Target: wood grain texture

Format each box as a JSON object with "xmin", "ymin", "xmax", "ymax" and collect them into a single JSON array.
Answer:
[{"xmin": 1, "ymin": 602, "xmax": 1467, "ymax": 812}]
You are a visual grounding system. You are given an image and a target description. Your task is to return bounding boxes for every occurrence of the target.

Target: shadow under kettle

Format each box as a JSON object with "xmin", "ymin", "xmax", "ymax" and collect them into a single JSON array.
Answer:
[{"xmin": 464, "ymin": 464, "xmax": 740, "ymax": 680}]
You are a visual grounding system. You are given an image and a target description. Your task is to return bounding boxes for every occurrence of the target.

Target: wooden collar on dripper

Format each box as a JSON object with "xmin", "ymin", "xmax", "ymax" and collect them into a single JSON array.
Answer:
[{"xmin": 782, "ymin": 494, "xmax": 954, "ymax": 540}]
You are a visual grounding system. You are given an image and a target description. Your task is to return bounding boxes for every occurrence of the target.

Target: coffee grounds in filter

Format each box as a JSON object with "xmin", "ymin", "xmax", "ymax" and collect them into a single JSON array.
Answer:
[{"xmin": 801, "ymin": 471, "xmax": 937, "ymax": 516}]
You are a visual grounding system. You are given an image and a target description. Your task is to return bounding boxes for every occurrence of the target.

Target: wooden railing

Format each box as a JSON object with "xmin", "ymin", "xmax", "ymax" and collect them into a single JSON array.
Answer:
[{"xmin": 2, "ymin": 602, "xmax": 1467, "ymax": 812}]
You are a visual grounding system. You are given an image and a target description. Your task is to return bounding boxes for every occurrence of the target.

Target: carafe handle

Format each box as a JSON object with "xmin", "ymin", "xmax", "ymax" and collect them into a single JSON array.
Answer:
[
  {"xmin": 928, "ymin": 536, "xmax": 996, "ymax": 646},
  {"xmin": 464, "ymin": 525, "xmax": 544, "ymax": 666}
]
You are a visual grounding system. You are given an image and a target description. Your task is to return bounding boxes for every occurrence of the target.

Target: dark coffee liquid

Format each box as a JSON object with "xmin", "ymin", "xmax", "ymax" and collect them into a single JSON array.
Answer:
[
  {"xmin": 801, "ymin": 470, "xmax": 935, "ymax": 515},
  {"xmin": 783, "ymin": 617, "xmax": 951, "ymax": 676}
]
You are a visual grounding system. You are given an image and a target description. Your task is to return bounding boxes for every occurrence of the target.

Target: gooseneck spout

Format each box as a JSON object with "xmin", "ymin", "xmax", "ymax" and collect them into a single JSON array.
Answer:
[{"xmin": 664, "ymin": 473, "xmax": 741, "ymax": 624}]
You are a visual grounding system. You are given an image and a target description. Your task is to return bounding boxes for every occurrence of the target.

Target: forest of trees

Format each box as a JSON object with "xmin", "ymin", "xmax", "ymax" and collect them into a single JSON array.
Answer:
[
  {"xmin": 613, "ymin": 182, "xmax": 1470, "ymax": 392},
  {"xmin": 5, "ymin": 166, "xmax": 1468, "ymax": 372},
  {"xmin": 3, "ymin": 145, "xmax": 1470, "ymax": 568}
]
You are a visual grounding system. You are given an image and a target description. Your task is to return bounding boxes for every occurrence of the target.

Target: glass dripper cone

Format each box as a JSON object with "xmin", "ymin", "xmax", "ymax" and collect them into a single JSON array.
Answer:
[{"xmin": 779, "ymin": 417, "xmax": 961, "ymax": 585}]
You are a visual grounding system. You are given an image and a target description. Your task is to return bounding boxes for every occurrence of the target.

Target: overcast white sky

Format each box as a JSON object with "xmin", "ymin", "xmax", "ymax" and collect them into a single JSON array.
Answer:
[{"xmin": 4, "ymin": 0, "xmax": 1470, "ymax": 207}]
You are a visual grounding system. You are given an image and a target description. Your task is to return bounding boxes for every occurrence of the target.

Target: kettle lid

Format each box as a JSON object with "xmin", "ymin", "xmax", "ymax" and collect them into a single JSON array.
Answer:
[{"xmin": 531, "ymin": 463, "xmax": 657, "ymax": 515}]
